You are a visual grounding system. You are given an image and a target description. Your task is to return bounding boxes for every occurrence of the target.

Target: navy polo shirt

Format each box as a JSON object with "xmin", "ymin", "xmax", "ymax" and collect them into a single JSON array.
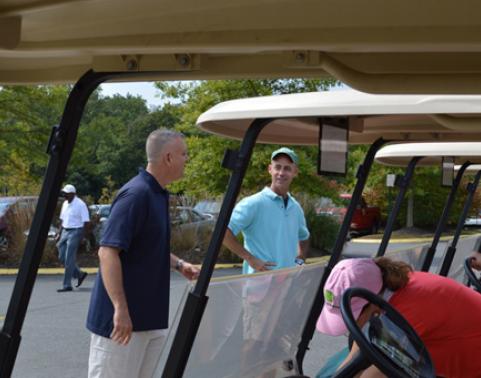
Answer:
[{"xmin": 86, "ymin": 169, "xmax": 171, "ymax": 337}]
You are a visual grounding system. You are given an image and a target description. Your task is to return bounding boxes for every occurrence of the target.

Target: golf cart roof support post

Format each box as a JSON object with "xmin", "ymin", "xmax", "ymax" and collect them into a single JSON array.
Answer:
[
  {"xmin": 162, "ymin": 118, "xmax": 272, "ymax": 378},
  {"xmin": 421, "ymin": 161, "xmax": 472, "ymax": 272},
  {"xmin": 0, "ymin": 69, "xmax": 113, "ymax": 378},
  {"xmin": 439, "ymin": 169, "xmax": 481, "ymax": 277},
  {"xmin": 295, "ymin": 137, "xmax": 387, "ymax": 373},
  {"xmin": 376, "ymin": 156, "xmax": 423, "ymax": 257}
]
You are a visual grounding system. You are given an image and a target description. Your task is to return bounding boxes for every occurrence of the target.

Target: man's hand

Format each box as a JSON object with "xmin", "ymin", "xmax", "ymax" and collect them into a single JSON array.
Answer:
[
  {"xmin": 54, "ymin": 233, "xmax": 61, "ymax": 243},
  {"xmin": 470, "ymin": 251, "xmax": 481, "ymax": 270},
  {"xmin": 180, "ymin": 262, "xmax": 200, "ymax": 280},
  {"xmin": 110, "ymin": 305, "xmax": 133, "ymax": 345},
  {"xmin": 246, "ymin": 255, "xmax": 276, "ymax": 272}
]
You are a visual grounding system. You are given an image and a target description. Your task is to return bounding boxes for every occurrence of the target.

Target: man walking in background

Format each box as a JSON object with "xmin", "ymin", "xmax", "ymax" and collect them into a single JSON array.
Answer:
[{"xmin": 56, "ymin": 184, "xmax": 90, "ymax": 292}]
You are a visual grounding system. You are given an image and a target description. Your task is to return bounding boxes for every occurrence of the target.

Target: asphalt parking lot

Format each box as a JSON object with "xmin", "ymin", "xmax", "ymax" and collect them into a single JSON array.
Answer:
[
  {"xmin": 0, "ymin": 234, "xmax": 453, "ymax": 377},
  {"xmin": 0, "ymin": 269, "xmax": 345, "ymax": 378}
]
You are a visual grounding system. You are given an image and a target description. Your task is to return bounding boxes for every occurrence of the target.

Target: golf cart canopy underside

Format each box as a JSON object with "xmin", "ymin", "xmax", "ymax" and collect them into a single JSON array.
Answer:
[
  {"xmin": 197, "ymin": 91, "xmax": 481, "ymax": 145},
  {"xmin": 4, "ymin": 0, "xmax": 481, "ymax": 93}
]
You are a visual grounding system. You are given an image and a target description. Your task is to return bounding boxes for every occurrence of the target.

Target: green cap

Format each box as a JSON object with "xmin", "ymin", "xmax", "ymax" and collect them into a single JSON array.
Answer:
[{"xmin": 271, "ymin": 147, "xmax": 299, "ymax": 165}]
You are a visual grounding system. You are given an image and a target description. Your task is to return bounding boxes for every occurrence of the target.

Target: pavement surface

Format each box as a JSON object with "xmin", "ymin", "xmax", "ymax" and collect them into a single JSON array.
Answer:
[
  {"xmin": 0, "ymin": 269, "xmax": 345, "ymax": 378},
  {"xmin": 0, "ymin": 233, "xmax": 473, "ymax": 377}
]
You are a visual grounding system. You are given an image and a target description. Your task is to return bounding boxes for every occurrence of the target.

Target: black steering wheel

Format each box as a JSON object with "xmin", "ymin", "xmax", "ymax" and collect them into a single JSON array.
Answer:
[
  {"xmin": 464, "ymin": 257, "xmax": 481, "ymax": 292},
  {"xmin": 332, "ymin": 287, "xmax": 435, "ymax": 378}
]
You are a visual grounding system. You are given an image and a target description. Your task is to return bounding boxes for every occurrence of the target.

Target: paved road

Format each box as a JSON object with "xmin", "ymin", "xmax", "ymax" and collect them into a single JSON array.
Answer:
[
  {"xmin": 0, "ymin": 235, "xmax": 457, "ymax": 378},
  {"xmin": 0, "ymin": 237, "xmax": 453, "ymax": 378},
  {"xmin": 0, "ymin": 270, "xmax": 345, "ymax": 378}
]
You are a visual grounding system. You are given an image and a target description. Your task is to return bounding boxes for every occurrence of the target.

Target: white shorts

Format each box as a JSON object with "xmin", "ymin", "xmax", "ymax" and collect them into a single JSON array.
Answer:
[{"xmin": 88, "ymin": 329, "xmax": 168, "ymax": 378}]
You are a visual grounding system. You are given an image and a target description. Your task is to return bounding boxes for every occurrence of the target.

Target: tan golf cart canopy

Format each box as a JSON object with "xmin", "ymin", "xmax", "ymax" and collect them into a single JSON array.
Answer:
[
  {"xmin": 197, "ymin": 90, "xmax": 481, "ymax": 144},
  {"xmin": 4, "ymin": 0, "xmax": 481, "ymax": 93},
  {"xmin": 375, "ymin": 142, "xmax": 481, "ymax": 166}
]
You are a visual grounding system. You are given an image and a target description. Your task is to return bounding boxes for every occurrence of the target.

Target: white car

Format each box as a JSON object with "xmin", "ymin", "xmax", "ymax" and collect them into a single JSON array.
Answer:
[{"xmin": 465, "ymin": 214, "xmax": 481, "ymax": 227}]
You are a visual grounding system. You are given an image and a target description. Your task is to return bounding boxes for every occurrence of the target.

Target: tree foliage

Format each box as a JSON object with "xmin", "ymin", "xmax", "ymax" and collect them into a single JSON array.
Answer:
[
  {"xmin": 2, "ymin": 80, "xmax": 473, "ymax": 231},
  {"xmin": 0, "ymin": 85, "xmax": 70, "ymax": 194},
  {"xmin": 158, "ymin": 79, "xmax": 341, "ymax": 199}
]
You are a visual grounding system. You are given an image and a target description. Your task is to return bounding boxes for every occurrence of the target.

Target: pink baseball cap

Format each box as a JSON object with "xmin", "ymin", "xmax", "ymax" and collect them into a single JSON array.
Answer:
[{"xmin": 316, "ymin": 258, "xmax": 383, "ymax": 336}]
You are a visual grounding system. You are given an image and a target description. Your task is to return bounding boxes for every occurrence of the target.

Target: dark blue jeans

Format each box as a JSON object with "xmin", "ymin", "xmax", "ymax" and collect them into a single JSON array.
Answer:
[{"xmin": 57, "ymin": 228, "xmax": 83, "ymax": 289}]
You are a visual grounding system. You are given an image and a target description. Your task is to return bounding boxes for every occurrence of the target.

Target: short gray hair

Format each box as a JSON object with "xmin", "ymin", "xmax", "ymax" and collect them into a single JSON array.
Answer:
[{"xmin": 146, "ymin": 129, "xmax": 184, "ymax": 163}]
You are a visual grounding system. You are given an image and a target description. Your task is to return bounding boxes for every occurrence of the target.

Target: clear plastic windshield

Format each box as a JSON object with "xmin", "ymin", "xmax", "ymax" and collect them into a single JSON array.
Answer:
[
  {"xmin": 444, "ymin": 235, "xmax": 481, "ymax": 282},
  {"xmin": 156, "ymin": 262, "xmax": 326, "ymax": 377}
]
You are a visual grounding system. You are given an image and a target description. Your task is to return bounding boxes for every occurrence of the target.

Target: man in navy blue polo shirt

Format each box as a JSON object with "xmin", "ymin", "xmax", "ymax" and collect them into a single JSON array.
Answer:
[{"xmin": 86, "ymin": 129, "xmax": 199, "ymax": 378}]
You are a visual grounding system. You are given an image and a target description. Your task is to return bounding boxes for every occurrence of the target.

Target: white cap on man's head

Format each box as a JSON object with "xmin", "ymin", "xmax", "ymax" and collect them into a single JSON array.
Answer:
[{"xmin": 62, "ymin": 184, "xmax": 76, "ymax": 194}]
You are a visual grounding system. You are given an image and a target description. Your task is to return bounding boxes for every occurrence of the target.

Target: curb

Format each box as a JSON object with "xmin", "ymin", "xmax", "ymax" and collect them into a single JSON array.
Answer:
[
  {"xmin": 0, "ymin": 264, "xmax": 243, "ymax": 276},
  {"xmin": 0, "ymin": 258, "xmax": 328, "ymax": 276},
  {"xmin": 350, "ymin": 234, "xmax": 475, "ymax": 244}
]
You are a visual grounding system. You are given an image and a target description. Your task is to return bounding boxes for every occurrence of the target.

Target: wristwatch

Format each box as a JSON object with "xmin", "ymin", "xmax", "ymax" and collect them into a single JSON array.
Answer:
[
  {"xmin": 175, "ymin": 259, "xmax": 185, "ymax": 271},
  {"xmin": 295, "ymin": 257, "xmax": 305, "ymax": 266}
]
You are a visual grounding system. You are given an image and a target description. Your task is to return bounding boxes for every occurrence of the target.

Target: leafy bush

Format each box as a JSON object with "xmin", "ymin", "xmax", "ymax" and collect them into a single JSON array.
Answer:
[
  {"xmin": 0, "ymin": 200, "xmax": 59, "ymax": 266},
  {"xmin": 295, "ymin": 193, "xmax": 341, "ymax": 255},
  {"xmin": 304, "ymin": 209, "xmax": 340, "ymax": 255}
]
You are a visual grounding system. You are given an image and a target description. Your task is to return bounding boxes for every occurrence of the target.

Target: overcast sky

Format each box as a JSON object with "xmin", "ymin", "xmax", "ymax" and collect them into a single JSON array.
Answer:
[
  {"xmin": 99, "ymin": 82, "xmax": 163, "ymax": 107},
  {"xmin": 99, "ymin": 81, "xmax": 349, "ymax": 108}
]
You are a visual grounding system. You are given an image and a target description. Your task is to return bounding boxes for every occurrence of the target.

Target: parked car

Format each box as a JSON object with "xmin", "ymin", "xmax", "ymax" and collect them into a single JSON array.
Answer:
[
  {"xmin": 171, "ymin": 206, "xmax": 216, "ymax": 259},
  {"xmin": 193, "ymin": 200, "xmax": 221, "ymax": 218},
  {"xmin": 465, "ymin": 212, "xmax": 481, "ymax": 227},
  {"xmin": 172, "ymin": 206, "xmax": 215, "ymax": 226},
  {"xmin": 317, "ymin": 193, "xmax": 381, "ymax": 235},
  {"xmin": 89, "ymin": 204, "xmax": 112, "ymax": 220},
  {"xmin": 88, "ymin": 204, "xmax": 112, "ymax": 246},
  {"xmin": 87, "ymin": 205, "xmax": 215, "ymax": 254}
]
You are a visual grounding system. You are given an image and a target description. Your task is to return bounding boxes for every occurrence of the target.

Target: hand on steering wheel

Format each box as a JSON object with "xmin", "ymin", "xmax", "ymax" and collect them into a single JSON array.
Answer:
[{"xmin": 464, "ymin": 257, "xmax": 481, "ymax": 292}]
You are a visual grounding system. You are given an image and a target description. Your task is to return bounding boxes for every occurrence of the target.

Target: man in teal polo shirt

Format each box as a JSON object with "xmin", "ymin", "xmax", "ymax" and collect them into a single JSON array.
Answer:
[{"xmin": 223, "ymin": 147, "xmax": 310, "ymax": 274}]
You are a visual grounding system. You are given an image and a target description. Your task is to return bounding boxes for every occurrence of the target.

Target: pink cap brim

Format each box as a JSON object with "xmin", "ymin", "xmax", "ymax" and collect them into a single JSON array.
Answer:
[{"xmin": 316, "ymin": 298, "xmax": 367, "ymax": 336}]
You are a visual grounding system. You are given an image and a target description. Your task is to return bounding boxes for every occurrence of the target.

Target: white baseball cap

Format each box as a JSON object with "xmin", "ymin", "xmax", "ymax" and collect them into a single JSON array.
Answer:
[{"xmin": 61, "ymin": 184, "xmax": 76, "ymax": 194}]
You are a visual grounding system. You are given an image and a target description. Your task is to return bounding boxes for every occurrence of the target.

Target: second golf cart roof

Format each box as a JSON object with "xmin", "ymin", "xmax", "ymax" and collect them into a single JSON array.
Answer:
[
  {"xmin": 375, "ymin": 142, "xmax": 481, "ymax": 166},
  {"xmin": 197, "ymin": 90, "xmax": 481, "ymax": 144}
]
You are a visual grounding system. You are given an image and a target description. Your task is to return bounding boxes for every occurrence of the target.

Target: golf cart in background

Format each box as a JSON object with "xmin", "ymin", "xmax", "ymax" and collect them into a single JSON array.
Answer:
[
  {"xmin": 375, "ymin": 143, "xmax": 481, "ymax": 286},
  {"xmin": 153, "ymin": 91, "xmax": 481, "ymax": 377},
  {"xmin": 458, "ymin": 165, "xmax": 481, "ymax": 228}
]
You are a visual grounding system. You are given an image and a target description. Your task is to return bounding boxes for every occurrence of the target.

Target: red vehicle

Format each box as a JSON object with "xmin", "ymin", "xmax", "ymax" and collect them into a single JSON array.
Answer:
[{"xmin": 318, "ymin": 193, "xmax": 381, "ymax": 235}]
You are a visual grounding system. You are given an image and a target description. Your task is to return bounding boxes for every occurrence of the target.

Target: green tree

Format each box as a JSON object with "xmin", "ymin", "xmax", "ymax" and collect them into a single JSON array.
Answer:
[
  {"xmin": 65, "ymin": 93, "xmax": 180, "ymax": 200},
  {"xmin": 157, "ymin": 79, "xmax": 341, "ymax": 199},
  {"xmin": 0, "ymin": 85, "xmax": 69, "ymax": 194}
]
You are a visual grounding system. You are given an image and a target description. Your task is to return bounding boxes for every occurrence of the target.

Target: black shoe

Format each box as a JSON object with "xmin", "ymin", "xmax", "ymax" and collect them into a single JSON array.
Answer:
[
  {"xmin": 57, "ymin": 287, "xmax": 73, "ymax": 292},
  {"xmin": 76, "ymin": 272, "xmax": 88, "ymax": 288}
]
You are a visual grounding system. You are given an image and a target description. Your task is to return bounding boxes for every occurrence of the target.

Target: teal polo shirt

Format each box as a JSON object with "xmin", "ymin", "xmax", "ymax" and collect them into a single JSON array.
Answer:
[{"xmin": 228, "ymin": 187, "xmax": 310, "ymax": 274}]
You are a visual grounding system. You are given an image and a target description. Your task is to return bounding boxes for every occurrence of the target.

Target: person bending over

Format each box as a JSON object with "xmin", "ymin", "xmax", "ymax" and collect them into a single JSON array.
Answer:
[{"xmin": 317, "ymin": 257, "xmax": 481, "ymax": 378}]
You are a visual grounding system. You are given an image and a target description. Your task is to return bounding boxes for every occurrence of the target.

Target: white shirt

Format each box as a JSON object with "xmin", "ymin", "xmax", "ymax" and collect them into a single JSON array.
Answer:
[{"xmin": 60, "ymin": 196, "xmax": 90, "ymax": 229}]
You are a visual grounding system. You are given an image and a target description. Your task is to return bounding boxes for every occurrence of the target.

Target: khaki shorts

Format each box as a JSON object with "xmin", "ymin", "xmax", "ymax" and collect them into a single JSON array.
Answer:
[{"xmin": 88, "ymin": 329, "xmax": 168, "ymax": 378}]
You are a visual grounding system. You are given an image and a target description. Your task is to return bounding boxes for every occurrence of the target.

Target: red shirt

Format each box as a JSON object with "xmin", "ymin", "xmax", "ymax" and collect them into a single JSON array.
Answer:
[{"xmin": 390, "ymin": 271, "xmax": 481, "ymax": 378}]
